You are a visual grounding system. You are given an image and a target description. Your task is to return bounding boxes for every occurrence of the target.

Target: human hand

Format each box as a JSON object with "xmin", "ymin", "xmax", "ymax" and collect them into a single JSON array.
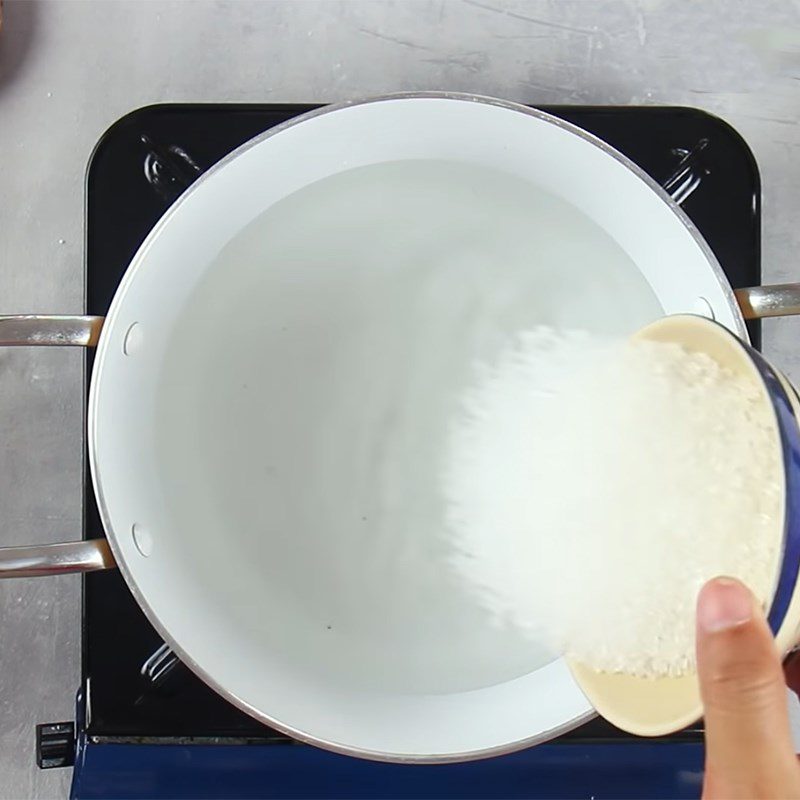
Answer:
[{"xmin": 697, "ymin": 577, "xmax": 800, "ymax": 799}]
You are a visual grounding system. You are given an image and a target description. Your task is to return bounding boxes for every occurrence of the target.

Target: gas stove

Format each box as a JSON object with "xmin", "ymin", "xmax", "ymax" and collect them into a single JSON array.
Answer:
[{"xmin": 39, "ymin": 104, "xmax": 759, "ymax": 798}]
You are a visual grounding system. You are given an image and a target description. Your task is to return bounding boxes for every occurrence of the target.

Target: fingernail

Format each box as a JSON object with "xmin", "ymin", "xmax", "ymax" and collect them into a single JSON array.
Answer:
[{"xmin": 697, "ymin": 577, "xmax": 753, "ymax": 633}]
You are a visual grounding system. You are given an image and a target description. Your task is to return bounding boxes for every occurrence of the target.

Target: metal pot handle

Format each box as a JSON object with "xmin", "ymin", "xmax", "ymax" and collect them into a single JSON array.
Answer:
[
  {"xmin": 0, "ymin": 315, "xmax": 115, "ymax": 578},
  {"xmin": 735, "ymin": 285, "xmax": 800, "ymax": 320},
  {"xmin": 0, "ymin": 315, "xmax": 104, "ymax": 346}
]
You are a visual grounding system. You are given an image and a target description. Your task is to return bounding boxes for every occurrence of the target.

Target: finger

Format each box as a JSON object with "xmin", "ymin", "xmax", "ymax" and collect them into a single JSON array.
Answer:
[{"xmin": 696, "ymin": 577, "xmax": 800, "ymax": 794}]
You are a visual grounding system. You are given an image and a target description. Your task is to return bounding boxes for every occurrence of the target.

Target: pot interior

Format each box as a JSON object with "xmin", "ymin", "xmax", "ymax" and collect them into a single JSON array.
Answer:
[{"xmin": 155, "ymin": 157, "xmax": 661, "ymax": 691}]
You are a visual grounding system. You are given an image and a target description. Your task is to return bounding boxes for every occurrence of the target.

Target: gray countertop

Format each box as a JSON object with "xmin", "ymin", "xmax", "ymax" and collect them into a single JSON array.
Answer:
[{"xmin": 2, "ymin": 0, "xmax": 800, "ymax": 796}]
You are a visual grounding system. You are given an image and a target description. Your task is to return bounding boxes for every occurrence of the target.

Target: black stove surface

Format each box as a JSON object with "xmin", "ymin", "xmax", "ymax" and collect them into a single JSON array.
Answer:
[{"xmin": 83, "ymin": 104, "xmax": 760, "ymax": 743}]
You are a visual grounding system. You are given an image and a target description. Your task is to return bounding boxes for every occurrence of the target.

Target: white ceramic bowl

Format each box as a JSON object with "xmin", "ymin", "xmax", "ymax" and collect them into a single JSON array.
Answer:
[{"xmin": 569, "ymin": 314, "xmax": 800, "ymax": 736}]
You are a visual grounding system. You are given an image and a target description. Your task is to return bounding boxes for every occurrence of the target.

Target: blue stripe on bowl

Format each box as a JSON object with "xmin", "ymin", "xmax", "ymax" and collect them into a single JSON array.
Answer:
[{"xmin": 743, "ymin": 343, "xmax": 800, "ymax": 635}]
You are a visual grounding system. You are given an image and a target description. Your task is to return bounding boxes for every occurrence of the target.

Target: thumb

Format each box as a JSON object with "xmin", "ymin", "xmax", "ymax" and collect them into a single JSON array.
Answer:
[{"xmin": 696, "ymin": 577, "xmax": 798, "ymax": 790}]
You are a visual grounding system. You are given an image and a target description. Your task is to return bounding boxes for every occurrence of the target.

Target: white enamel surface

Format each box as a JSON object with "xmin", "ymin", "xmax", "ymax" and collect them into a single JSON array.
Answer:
[{"xmin": 90, "ymin": 96, "xmax": 740, "ymax": 758}]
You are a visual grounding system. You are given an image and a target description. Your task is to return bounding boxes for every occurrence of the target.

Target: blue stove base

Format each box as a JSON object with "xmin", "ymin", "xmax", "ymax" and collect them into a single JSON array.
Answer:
[{"xmin": 70, "ymin": 739, "xmax": 704, "ymax": 799}]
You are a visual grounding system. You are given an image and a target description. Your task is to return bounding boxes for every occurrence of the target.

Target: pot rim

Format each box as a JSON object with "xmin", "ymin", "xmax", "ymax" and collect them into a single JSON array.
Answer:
[{"xmin": 88, "ymin": 92, "xmax": 743, "ymax": 763}]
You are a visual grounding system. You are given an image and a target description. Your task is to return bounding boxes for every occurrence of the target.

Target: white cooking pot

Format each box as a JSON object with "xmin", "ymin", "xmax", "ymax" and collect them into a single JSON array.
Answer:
[{"xmin": 2, "ymin": 93, "xmax": 799, "ymax": 762}]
